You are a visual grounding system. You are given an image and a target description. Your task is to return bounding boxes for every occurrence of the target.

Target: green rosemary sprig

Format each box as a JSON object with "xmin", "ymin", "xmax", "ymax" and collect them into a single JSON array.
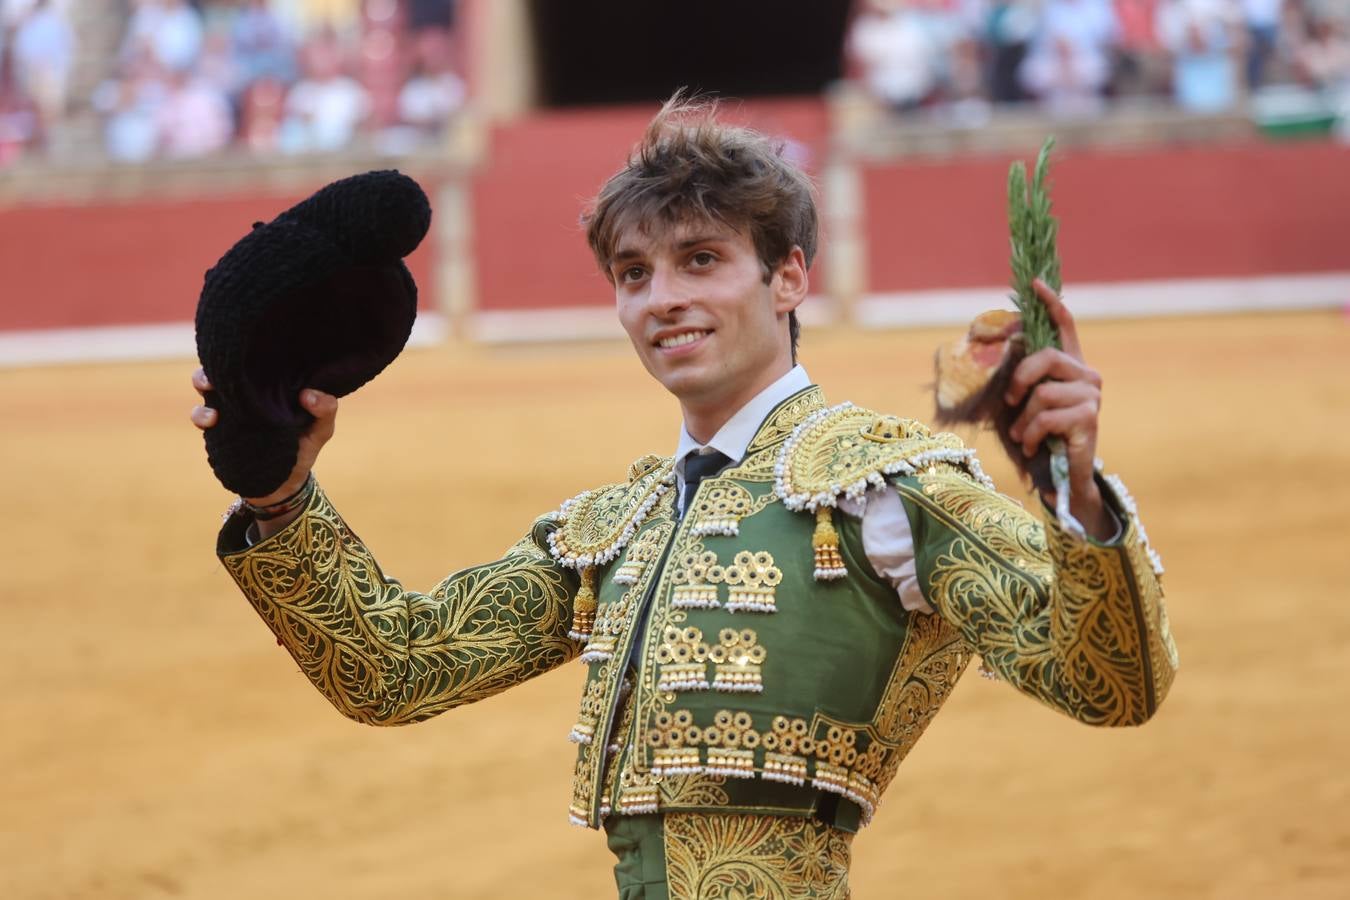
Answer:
[
  {"xmin": 1007, "ymin": 137, "xmax": 1083, "ymax": 535},
  {"xmin": 1008, "ymin": 137, "xmax": 1062, "ymax": 355}
]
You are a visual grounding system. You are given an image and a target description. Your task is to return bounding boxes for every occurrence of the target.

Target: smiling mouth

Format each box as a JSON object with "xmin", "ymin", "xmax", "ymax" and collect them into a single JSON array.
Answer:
[{"xmin": 655, "ymin": 330, "xmax": 710, "ymax": 349}]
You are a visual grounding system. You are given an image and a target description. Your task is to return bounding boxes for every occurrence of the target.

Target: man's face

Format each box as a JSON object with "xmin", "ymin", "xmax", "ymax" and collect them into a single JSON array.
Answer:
[{"xmin": 610, "ymin": 219, "xmax": 806, "ymax": 419}]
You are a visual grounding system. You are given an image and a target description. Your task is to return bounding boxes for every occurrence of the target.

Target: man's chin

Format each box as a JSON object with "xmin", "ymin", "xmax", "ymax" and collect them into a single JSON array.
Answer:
[{"xmin": 654, "ymin": 366, "xmax": 715, "ymax": 402}]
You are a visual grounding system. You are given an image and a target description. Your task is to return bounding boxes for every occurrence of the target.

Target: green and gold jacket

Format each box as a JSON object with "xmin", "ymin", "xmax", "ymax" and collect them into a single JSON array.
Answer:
[{"xmin": 217, "ymin": 386, "xmax": 1177, "ymax": 832}]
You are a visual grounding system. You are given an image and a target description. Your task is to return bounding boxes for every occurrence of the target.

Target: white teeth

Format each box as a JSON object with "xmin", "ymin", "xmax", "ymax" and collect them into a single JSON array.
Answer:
[{"xmin": 657, "ymin": 331, "xmax": 708, "ymax": 349}]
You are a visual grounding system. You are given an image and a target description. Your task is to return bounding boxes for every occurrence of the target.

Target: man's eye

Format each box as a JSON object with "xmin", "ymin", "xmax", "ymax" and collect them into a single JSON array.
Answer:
[
  {"xmin": 691, "ymin": 251, "xmax": 716, "ymax": 267},
  {"xmin": 620, "ymin": 266, "xmax": 646, "ymax": 283}
]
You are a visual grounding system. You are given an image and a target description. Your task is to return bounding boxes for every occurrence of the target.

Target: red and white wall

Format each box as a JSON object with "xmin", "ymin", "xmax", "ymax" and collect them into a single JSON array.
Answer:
[{"xmin": 1, "ymin": 102, "xmax": 1347, "ymax": 366}]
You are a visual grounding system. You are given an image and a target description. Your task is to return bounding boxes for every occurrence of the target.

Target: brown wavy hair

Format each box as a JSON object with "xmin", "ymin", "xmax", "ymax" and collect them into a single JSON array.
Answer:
[{"xmin": 583, "ymin": 91, "xmax": 818, "ymax": 358}]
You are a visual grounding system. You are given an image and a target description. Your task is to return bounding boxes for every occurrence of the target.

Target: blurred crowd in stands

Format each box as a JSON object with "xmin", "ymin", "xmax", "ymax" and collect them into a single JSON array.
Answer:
[
  {"xmin": 0, "ymin": 0, "xmax": 463, "ymax": 165},
  {"xmin": 849, "ymin": 0, "xmax": 1350, "ymax": 120},
  {"xmin": 2, "ymin": 0, "xmax": 1348, "ymax": 168}
]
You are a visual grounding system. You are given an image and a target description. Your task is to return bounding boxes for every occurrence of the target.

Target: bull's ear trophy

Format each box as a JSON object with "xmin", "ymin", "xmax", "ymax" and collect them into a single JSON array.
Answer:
[{"xmin": 934, "ymin": 137, "xmax": 1082, "ymax": 535}]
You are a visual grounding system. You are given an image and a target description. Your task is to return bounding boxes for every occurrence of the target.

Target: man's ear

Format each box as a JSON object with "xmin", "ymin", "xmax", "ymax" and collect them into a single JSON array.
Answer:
[{"xmin": 772, "ymin": 246, "xmax": 809, "ymax": 315}]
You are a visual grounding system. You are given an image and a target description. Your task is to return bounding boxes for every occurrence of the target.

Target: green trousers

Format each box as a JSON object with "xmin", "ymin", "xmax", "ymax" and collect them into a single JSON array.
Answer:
[
  {"xmin": 604, "ymin": 812, "xmax": 853, "ymax": 899},
  {"xmin": 606, "ymin": 815, "xmax": 672, "ymax": 900}
]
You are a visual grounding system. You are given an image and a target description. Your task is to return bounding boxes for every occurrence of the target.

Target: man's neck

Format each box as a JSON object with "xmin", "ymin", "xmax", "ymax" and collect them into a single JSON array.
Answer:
[{"xmin": 680, "ymin": 363, "xmax": 794, "ymax": 445}]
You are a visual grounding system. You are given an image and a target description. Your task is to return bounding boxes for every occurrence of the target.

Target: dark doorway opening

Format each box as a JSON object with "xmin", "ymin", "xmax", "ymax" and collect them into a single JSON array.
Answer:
[{"xmin": 529, "ymin": 1, "xmax": 852, "ymax": 107}]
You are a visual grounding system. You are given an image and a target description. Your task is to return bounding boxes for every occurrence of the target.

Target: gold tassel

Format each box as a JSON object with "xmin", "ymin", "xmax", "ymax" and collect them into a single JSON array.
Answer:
[
  {"xmin": 569, "ymin": 566, "xmax": 598, "ymax": 640},
  {"xmin": 812, "ymin": 506, "xmax": 847, "ymax": 581}
]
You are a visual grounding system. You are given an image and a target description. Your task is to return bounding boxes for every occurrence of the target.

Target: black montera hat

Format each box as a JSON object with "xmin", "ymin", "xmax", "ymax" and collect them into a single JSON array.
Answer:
[{"xmin": 195, "ymin": 169, "xmax": 432, "ymax": 498}]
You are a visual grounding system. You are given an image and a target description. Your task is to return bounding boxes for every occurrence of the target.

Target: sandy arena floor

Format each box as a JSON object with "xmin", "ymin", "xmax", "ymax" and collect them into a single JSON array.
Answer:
[{"xmin": 2, "ymin": 311, "xmax": 1348, "ymax": 899}]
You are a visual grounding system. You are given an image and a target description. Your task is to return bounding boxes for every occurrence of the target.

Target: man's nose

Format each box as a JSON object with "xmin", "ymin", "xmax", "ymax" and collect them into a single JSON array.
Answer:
[{"xmin": 646, "ymin": 268, "xmax": 691, "ymax": 316}]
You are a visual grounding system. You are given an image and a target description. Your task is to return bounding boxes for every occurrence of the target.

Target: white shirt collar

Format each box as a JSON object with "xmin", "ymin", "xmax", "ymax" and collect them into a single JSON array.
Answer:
[{"xmin": 673, "ymin": 365, "xmax": 812, "ymax": 481}]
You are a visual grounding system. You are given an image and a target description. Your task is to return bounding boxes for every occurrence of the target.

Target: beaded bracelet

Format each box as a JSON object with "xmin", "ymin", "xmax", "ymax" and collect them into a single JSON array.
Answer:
[{"xmin": 243, "ymin": 473, "xmax": 316, "ymax": 521}]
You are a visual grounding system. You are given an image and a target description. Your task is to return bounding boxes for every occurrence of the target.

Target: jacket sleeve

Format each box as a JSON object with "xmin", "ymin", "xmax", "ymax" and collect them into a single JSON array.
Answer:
[
  {"xmin": 893, "ymin": 468, "xmax": 1178, "ymax": 726},
  {"xmin": 216, "ymin": 481, "xmax": 581, "ymax": 726}
]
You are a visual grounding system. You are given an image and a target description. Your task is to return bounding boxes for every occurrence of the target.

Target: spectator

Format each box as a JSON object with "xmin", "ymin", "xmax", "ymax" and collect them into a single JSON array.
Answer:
[
  {"xmin": 1294, "ymin": 4, "xmax": 1350, "ymax": 89},
  {"xmin": 1113, "ymin": 0, "xmax": 1169, "ymax": 95},
  {"xmin": 278, "ymin": 28, "xmax": 369, "ymax": 153},
  {"xmin": 946, "ymin": 0, "xmax": 990, "ymax": 112},
  {"xmin": 1242, "ymin": 0, "xmax": 1285, "ymax": 88},
  {"xmin": 92, "ymin": 49, "xmax": 169, "ymax": 162},
  {"xmin": 849, "ymin": 0, "xmax": 949, "ymax": 111},
  {"xmin": 199, "ymin": 0, "xmax": 242, "ymax": 37},
  {"xmin": 0, "ymin": 46, "xmax": 40, "ymax": 164},
  {"xmin": 408, "ymin": 0, "xmax": 456, "ymax": 33},
  {"xmin": 238, "ymin": 75, "xmax": 286, "ymax": 152},
  {"xmin": 197, "ymin": 29, "xmax": 242, "ymax": 100},
  {"xmin": 359, "ymin": 0, "xmax": 409, "ymax": 129},
  {"xmin": 122, "ymin": 0, "xmax": 205, "ymax": 74},
  {"xmin": 11, "ymin": 0, "xmax": 74, "ymax": 125},
  {"xmin": 987, "ymin": 0, "xmax": 1040, "ymax": 102},
  {"xmin": 1020, "ymin": 0, "xmax": 1121, "ymax": 115},
  {"xmin": 157, "ymin": 66, "xmax": 233, "ymax": 158},
  {"xmin": 396, "ymin": 25, "xmax": 463, "ymax": 136},
  {"xmin": 233, "ymin": 0, "xmax": 296, "ymax": 88},
  {"xmin": 271, "ymin": 0, "xmax": 362, "ymax": 39},
  {"xmin": 1156, "ymin": 0, "xmax": 1242, "ymax": 111},
  {"xmin": 0, "ymin": 0, "xmax": 68, "ymax": 29}
]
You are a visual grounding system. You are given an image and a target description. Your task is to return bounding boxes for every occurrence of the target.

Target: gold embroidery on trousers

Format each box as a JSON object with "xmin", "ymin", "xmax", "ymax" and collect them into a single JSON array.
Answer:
[{"xmin": 663, "ymin": 812, "xmax": 853, "ymax": 900}]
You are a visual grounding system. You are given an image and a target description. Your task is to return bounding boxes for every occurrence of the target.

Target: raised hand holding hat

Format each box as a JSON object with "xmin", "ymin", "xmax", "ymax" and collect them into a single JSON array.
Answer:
[{"xmin": 194, "ymin": 169, "xmax": 432, "ymax": 498}]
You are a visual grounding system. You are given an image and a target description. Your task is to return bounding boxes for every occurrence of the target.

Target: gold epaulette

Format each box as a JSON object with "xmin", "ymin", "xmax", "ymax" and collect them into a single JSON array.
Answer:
[
  {"xmin": 774, "ymin": 402, "xmax": 994, "ymax": 514},
  {"xmin": 548, "ymin": 455, "xmax": 675, "ymax": 570}
]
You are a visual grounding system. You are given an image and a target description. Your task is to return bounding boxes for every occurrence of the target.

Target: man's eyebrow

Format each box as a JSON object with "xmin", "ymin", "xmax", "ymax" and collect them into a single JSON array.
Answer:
[
  {"xmin": 675, "ymin": 233, "xmax": 734, "ymax": 250},
  {"xmin": 610, "ymin": 246, "xmax": 645, "ymax": 265},
  {"xmin": 611, "ymin": 231, "xmax": 734, "ymax": 265}
]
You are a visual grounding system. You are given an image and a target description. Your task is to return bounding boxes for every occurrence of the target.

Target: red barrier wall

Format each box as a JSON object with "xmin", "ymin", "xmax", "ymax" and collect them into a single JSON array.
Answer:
[
  {"xmin": 861, "ymin": 141, "xmax": 1350, "ymax": 292},
  {"xmin": 0, "ymin": 187, "xmax": 437, "ymax": 331},
  {"xmin": 0, "ymin": 115, "xmax": 1345, "ymax": 335}
]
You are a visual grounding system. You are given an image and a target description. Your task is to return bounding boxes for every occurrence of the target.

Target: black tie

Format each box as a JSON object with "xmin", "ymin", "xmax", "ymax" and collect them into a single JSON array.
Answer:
[
  {"xmin": 624, "ymin": 448, "xmax": 732, "ymax": 672},
  {"xmin": 681, "ymin": 449, "xmax": 732, "ymax": 518}
]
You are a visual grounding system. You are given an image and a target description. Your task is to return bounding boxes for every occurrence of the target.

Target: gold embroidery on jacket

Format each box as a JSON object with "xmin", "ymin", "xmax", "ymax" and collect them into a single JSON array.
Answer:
[
  {"xmin": 723, "ymin": 551, "xmax": 782, "ymax": 613},
  {"xmin": 612, "ymin": 527, "xmax": 663, "ymax": 584},
  {"xmin": 549, "ymin": 460, "xmax": 675, "ymax": 569},
  {"xmin": 581, "ymin": 522, "xmax": 674, "ymax": 663},
  {"xmin": 222, "ymin": 486, "xmax": 577, "ymax": 726},
  {"xmin": 568, "ymin": 497, "xmax": 678, "ymax": 828},
  {"xmin": 905, "ymin": 471, "xmax": 1173, "ymax": 726},
  {"xmin": 775, "ymin": 403, "xmax": 993, "ymax": 516},
  {"xmin": 710, "ymin": 627, "xmax": 766, "ymax": 692},
  {"xmin": 657, "ymin": 626, "xmax": 713, "ymax": 692},
  {"xmin": 611, "ymin": 687, "xmax": 734, "ymax": 815},
  {"xmin": 689, "ymin": 482, "xmax": 754, "ymax": 536},
  {"xmin": 569, "ymin": 749, "xmax": 606, "ymax": 826},
  {"xmin": 744, "ymin": 387, "xmax": 829, "ymax": 455},
  {"xmin": 669, "ymin": 547, "xmax": 782, "ymax": 613},
  {"xmin": 640, "ymin": 706, "xmax": 898, "ymax": 822},
  {"xmin": 663, "ymin": 812, "xmax": 853, "ymax": 900},
  {"xmin": 568, "ymin": 660, "xmax": 614, "ymax": 745},
  {"xmin": 670, "ymin": 548, "xmax": 724, "ymax": 609}
]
